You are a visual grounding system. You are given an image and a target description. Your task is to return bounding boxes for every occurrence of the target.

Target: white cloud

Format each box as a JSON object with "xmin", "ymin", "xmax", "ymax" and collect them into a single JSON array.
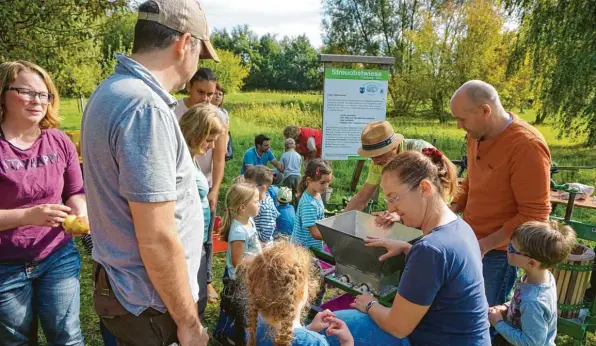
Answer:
[{"xmin": 200, "ymin": 0, "xmax": 324, "ymax": 48}]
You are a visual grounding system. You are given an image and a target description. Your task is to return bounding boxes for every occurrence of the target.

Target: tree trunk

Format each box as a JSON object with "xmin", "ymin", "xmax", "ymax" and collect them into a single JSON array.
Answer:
[
  {"xmin": 534, "ymin": 110, "xmax": 547, "ymax": 124},
  {"xmin": 432, "ymin": 94, "xmax": 447, "ymax": 123}
]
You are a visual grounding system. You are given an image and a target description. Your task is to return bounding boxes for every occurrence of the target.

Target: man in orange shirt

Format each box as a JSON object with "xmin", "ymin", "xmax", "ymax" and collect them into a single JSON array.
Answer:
[{"xmin": 449, "ymin": 80, "xmax": 551, "ymax": 307}]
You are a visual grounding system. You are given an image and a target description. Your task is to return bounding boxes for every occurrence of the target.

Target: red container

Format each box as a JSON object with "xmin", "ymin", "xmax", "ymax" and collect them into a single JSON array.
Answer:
[{"xmin": 213, "ymin": 216, "xmax": 228, "ymax": 253}]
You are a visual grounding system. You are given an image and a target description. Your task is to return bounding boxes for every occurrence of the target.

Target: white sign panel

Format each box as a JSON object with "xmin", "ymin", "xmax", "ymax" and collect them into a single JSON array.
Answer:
[{"xmin": 322, "ymin": 68, "xmax": 389, "ymax": 160}]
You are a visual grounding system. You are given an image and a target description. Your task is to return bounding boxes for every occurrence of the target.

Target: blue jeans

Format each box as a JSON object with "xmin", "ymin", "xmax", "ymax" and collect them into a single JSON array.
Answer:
[
  {"xmin": 326, "ymin": 310, "xmax": 411, "ymax": 346},
  {"xmin": 0, "ymin": 241, "xmax": 84, "ymax": 346},
  {"xmin": 483, "ymin": 250, "xmax": 518, "ymax": 307}
]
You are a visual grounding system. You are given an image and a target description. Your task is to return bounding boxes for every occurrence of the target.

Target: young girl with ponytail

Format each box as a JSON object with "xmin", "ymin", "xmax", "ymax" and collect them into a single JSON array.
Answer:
[
  {"xmin": 214, "ymin": 182, "xmax": 262, "ymax": 346},
  {"xmin": 290, "ymin": 159, "xmax": 333, "ymax": 251}
]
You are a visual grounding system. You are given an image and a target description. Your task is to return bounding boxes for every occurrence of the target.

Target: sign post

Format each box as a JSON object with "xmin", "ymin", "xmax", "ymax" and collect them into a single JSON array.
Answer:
[{"xmin": 319, "ymin": 55, "xmax": 395, "ymax": 192}]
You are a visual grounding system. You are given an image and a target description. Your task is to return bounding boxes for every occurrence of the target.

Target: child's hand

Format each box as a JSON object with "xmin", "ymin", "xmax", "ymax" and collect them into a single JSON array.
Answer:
[
  {"xmin": 307, "ymin": 309, "xmax": 335, "ymax": 333},
  {"xmin": 488, "ymin": 308, "xmax": 504, "ymax": 327},
  {"xmin": 490, "ymin": 304, "xmax": 508, "ymax": 316},
  {"xmin": 325, "ymin": 317, "xmax": 354, "ymax": 346}
]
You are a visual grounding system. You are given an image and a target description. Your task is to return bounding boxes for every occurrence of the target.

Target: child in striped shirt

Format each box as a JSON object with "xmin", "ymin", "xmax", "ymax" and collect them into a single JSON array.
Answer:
[
  {"xmin": 244, "ymin": 166, "xmax": 280, "ymax": 244},
  {"xmin": 291, "ymin": 159, "xmax": 333, "ymax": 251}
]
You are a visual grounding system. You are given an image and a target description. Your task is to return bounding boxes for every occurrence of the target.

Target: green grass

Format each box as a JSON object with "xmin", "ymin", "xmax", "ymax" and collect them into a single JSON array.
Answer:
[{"xmin": 50, "ymin": 92, "xmax": 596, "ymax": 345}]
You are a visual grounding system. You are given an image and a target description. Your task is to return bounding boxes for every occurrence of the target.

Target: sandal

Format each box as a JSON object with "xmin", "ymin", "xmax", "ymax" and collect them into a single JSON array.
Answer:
[{"xmin": 207, "ymin": 284, "xmax": 220, "ymax": 303}]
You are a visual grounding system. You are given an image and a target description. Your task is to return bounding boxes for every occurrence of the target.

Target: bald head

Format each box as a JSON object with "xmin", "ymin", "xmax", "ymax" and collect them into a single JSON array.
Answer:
[
  {"xmin": 450, "ymin": 80, "xmax": 509, "ymax": 139},
  {"xmin": 451, "ymin": 80, "xmax": 502, "ymax": 108}
]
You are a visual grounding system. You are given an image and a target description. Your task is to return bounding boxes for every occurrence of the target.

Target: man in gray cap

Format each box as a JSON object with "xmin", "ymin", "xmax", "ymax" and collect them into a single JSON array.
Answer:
[{"xmin": 81, "ymin": 1, "xmax": 218, "ymax": 345}]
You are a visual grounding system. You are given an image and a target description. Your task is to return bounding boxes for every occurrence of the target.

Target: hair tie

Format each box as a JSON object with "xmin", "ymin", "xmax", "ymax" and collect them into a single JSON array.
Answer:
[
  {"xmin": 422, "ymin": 148, "xmax": 443, "ymax": 161},
  {"xmin": 315, "ymin": 167, "xmax": 320, "ymax": 176}
]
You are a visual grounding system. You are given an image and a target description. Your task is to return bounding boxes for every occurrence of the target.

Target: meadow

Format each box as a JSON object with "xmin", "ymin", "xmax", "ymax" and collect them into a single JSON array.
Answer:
[{"xmin": 53, "ymin": 92, "xmax": 596, "ymax": 345}]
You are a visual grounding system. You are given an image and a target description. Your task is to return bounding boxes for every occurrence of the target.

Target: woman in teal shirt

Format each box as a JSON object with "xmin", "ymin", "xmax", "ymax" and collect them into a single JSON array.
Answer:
[{"xmin": 179, "ymin": 103, "xmax": 226, "ymax": 322}]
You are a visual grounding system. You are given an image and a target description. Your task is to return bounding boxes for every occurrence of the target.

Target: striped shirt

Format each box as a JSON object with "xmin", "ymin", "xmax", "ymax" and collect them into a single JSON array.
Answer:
[
  {"xmin": 255, "ymin": 195, "xmax": 280, "ymax": 243},
  {"xmin": 291, "ymin": 191, "xmax": 325, "ymax": 251}
]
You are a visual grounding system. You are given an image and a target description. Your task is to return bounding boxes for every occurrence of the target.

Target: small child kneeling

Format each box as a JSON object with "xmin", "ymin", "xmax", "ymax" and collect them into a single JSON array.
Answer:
[
  {"xmin": 489, "ymin": 220, "xmax": 577, "ymax": 346},
  {"xmin": 245, "ymin": 241, "xmax": 354, "ymax": 346}
]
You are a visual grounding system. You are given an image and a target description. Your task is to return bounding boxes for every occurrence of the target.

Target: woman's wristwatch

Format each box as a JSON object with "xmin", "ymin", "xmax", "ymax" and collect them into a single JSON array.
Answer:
[{"xmin": 365, "ymin": 300, "xmax": 378, "ymax": 314}]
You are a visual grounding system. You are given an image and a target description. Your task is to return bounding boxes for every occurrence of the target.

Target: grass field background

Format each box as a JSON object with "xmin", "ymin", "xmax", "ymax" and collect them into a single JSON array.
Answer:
[{"xmin": 52, "ymin": 92, "xmax": 596, "ymax": 345}]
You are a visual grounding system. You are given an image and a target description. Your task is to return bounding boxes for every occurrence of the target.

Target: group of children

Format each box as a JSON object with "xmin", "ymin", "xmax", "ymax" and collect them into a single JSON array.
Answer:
[{"xmin": 213, "ymin": 158, "xmax": 335, "ymax": 345}]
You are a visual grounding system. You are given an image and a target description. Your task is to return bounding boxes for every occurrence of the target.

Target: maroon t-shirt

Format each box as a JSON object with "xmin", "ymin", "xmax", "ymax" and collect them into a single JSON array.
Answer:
[{"xmin": 0, "ymin": 128, "xmax": 84, "ymax": 262}]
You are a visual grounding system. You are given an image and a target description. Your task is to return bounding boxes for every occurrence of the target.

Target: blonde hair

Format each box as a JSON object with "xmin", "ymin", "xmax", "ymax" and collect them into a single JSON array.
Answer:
[
  {"xmin": 179, "ymin": 103, "xmax": 226, "ymax": 156},
  {"xmin": 382, "ymin": 150, "xmax": 458, "ymax": 201},
  {"xmin": 283, "ymin": 125, "xmax": 300, "ymax": 140},
  {"xmin": 221, "ymin": 183, "xmax": 258, "ymax": 242},
  {"xmin": 512, "ymin": 220, "xmax": 577, "ymax": 269},
  {"xmin": 245, "ymin": 241, "xmax": 320, "ymax": 346},
  {"xmin": 0, "ymin": 61, "xmax": 60, "ymax": 129}
]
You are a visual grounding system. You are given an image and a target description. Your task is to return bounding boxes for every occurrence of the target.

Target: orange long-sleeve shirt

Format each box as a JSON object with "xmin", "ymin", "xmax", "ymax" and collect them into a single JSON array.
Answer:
[{"xmin": 452, "ymin": 113, "xmax": 551, "ymax": 251}]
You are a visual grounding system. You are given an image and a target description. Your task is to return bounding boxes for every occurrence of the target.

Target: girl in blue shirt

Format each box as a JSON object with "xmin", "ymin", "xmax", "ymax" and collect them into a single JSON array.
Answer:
[{"xmin": 291, "ymin": 159, "xmax": 332, "ymax": 251}]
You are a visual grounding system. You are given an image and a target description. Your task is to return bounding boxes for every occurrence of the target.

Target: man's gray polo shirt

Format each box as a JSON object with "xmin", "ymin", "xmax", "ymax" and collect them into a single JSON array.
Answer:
[{"xmin": 82, "ymin": 54, "xmax": 203, "ymax": 315}]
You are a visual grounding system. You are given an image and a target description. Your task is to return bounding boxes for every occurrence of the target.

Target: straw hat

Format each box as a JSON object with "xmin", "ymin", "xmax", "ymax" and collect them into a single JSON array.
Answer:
[{"xmin": 357, "ymin": 121, "xmax": 404, "ymax": 158}]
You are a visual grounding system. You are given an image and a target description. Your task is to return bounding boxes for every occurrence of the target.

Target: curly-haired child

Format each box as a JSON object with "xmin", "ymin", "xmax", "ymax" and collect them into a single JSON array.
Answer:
[
  {"xmin": 489, "ymin": 220, "xmax": 577, "ymax": 346},
  {"xmin": 245, "ymin": 241, "xmax": 353, "ymax": 346}
]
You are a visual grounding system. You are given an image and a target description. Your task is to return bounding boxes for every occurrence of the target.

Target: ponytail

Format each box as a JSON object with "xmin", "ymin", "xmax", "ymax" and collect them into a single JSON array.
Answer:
[
  {"xmin": 220, "ymin": 207, "xmax": 234, "ymax": 242},
  {"xmin": 421, "ymin": 148, "xmax": 459, "ymax": 200},
  {"xmin": 297, "ymin": 176, "xmax": 308, "ymax": 196}
]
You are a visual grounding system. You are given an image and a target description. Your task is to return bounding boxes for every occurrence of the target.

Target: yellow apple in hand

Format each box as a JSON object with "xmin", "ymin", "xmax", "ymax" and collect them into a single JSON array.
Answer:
[
  {"xmin": 62, "ymin": 215, "xmax": 77, "ymax": 230},
  {"xmin": 73, "ymin": 216, "xmax": 90, "ymax": 234},
  {"xmin": 62, "ymin": 215, "xmax": 90, "ymax": 236}
]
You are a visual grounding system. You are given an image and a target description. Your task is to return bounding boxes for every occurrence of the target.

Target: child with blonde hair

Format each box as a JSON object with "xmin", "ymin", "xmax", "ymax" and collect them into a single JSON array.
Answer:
[
  {"xmin": 245, "ymin": 241, "xmax": 353, "ymax": 346},
  {"xmin": 214, "ymin": 182, "xmax": 262, "ymax": 346},
  {"xmin": 489, "ymin": 220, "xmax": 577, "ymax": 346}
]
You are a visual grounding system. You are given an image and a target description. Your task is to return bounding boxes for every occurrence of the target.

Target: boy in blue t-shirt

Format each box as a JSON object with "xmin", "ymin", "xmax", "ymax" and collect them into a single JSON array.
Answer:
[
  {"xmin": 275, "ymin": 187, "xmax": 295, "ymax": 237},
  {"xmin": 245, "ymin": 166, "xmax": 280, "ymax": 244}
]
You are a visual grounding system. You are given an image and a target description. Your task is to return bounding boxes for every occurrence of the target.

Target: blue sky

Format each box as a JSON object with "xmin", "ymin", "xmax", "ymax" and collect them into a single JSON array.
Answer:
[{"xmin": 201, "ymin": 0, "xmax": 324, "ymax": 48}]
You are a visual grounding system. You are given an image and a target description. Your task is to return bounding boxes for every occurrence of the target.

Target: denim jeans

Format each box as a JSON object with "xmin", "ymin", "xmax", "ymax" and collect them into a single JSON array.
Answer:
[
  {"xmin": 0, "ymin": 241, "xmax": 84, "ymax": 346},
  {"xmin": 482, "ymin": 250, "xmax": 518, "ymax": 307},
  {"xmin": 326, "ymin": 310, "xmax": 411, "ymax": 346}
]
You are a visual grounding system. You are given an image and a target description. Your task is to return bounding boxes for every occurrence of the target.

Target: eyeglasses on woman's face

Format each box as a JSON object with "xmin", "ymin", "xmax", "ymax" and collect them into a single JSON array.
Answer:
[{"xmin": 5, "ymin": 87, "xmax": 54, "ymax": 104}]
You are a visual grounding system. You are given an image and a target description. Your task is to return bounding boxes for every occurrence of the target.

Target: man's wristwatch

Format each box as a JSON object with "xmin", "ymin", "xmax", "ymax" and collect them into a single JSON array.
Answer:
[{"xmin": 365, "ymin": 300, "xmax": 378, "ymax": 314}]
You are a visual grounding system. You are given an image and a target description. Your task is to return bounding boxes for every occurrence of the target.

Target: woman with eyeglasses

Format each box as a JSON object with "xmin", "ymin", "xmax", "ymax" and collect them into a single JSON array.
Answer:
[
  {"xmin": 0, "ymin": 61, "xmax": 86, "ymax": 345},
  {"xmin": 328, "ymin": 149, "xmax": 490, "ymax": 346}
]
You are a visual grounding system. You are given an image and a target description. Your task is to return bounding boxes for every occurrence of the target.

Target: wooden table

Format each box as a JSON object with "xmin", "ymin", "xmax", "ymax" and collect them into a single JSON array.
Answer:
[{"xmin": 550, "ymin": 191, "xmax": 596, "ymax": 211}]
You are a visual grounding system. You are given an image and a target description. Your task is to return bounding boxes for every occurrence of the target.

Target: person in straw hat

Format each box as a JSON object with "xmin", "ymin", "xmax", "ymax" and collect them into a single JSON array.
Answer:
[{"xmin": 345, "ymin": 121, "xmax": 434, "ymax": 226}]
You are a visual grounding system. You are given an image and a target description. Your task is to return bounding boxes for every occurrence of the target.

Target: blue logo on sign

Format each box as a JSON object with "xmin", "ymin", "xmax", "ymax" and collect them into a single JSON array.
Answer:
[{"xmin": 360, "ymin": 82, "xmax": 384, "ymax": 95}]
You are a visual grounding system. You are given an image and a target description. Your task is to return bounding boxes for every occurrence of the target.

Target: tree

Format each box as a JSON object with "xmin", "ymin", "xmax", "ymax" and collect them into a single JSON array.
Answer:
[
  {"xmin": 504, "ymin": 0, "xmax": 596, "ymax": 145},
  {"xmin": 211, "ymin": 26, "xmax": 321, "ymax": 91},
  {"xmin": 0, "ymin": 0, "xmax": 129, "ymax": 97},
  {"xmin": 201, "ymin": 50, "xmax": 249, "ymax": 92}
]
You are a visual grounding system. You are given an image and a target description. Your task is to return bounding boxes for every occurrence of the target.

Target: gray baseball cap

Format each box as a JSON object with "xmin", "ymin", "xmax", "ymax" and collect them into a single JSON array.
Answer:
[{"xmin": 138, "ymin": 0, "xmax": 219, "ymax": 62}]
